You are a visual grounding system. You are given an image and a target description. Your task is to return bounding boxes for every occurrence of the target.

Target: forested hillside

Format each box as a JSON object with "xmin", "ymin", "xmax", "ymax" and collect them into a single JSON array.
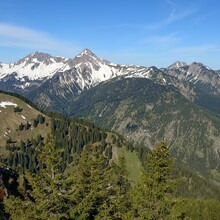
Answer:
[
  {"xmin": 68, "ymin": 77, "xmax": 220, "ymax": 183},
  {"xmin": 1, "ymin": 92, "xmax": 220, "ymax": 219}
]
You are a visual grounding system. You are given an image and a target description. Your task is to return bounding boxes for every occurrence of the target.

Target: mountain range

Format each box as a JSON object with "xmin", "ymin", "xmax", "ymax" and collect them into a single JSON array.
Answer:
[
  {"xmin": 0, "ymin": 49, "xmax": 220, "ymax": 183},
  {"xmin": 0, "ymin": 49, "xmax": 219, "ymax": 114}
]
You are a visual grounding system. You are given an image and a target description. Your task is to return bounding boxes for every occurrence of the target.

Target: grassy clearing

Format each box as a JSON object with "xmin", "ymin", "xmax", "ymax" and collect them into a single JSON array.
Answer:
[
  {"xmin": 0, "ymin": 93, "xmax": 50, "ymax": 156},
  {"xmin": 115, "ymin": 146, "xmax": 143, "ymax": 185},
  {"xmin": 106, "ymin": 132, "xmax": 143, "ymax": 185}
]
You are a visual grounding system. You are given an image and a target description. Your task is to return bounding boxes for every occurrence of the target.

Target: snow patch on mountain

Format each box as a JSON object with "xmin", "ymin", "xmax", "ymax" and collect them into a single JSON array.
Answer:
[
  {"xmin": 21, "ymin": 115, "xmax": 26, "ymax": 120},
  {"xmin": 0, "ymin": 101, "xmax": 17, "ymax": 108},
  {"xmin": 0, "ymin": 52, "xmax": 70, "ymax": 81},
  {"xmin": 0, "ymin": 61, "xmax": 69, "ymax": 80},
  {"xmin": 168, "ymin": 61, "xmax": 187, "ymax": 69}
]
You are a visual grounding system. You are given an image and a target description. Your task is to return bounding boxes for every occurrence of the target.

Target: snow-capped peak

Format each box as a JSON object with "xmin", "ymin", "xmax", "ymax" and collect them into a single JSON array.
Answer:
[
  {"xmin": 168, "ymin": 61, "xmax": 187, "ymax": 69},
  {"xmin": 81, "ymin": 48, "xmax": 95, "ymax": 56},
  {"xmin": 0, "ymin": 52, "xmax": 70, "ymax": 81},
  {"xmin": 74, "ymin": 49, "xmax": 104, "ymax": 63}
]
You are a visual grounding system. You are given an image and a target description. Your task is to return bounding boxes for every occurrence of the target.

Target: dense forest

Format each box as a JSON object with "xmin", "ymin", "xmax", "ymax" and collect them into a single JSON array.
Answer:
[
  {"xmin": 1, "ymin": 135, "xmax": 220, "ymax": 219},
  {"xmin": 0, "ymin": 113, "xmax": 220, "ymax": 219}
]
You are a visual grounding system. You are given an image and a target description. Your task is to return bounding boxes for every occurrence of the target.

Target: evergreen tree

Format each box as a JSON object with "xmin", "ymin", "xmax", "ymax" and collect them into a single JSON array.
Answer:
[
  {"xmin": 97, "ymin": 154, "xmax": 131, "ymax": 220},
  {"xmin": 130, "ymin": 142, "xmax": 179, "ymax": 219},
  {"xmin": 4, "ymin": 134, "xmax": 73, "ymax": 219},
  {"xmin": 69, "ymin": 145, "xmax": 110, "ymax": 219}
]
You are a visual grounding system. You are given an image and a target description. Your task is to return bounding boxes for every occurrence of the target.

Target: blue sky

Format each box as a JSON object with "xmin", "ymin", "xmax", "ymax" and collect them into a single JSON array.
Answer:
[{"xmin": 0, "ymin": 0, "xmax": 220, "ymax": 69}]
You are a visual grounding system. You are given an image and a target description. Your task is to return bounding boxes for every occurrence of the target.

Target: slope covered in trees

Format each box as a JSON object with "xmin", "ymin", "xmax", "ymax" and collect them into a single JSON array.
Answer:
[
  {"xmin": 68, "ymin": 77, "xmax": 220, "ymax": 183},
  {"xmin": 2, "ymin": 138, "xmax": 220, "ymax": 219},
  {"xmin": 1, "ymin": 91, "xmax": 220, "ymax": 219}
]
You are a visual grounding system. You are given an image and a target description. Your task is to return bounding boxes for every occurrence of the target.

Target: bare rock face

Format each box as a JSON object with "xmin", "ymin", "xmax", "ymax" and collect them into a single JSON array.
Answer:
[{"xmin": 164, "ymin": 61, "xmax": 220, "ymax": 95}]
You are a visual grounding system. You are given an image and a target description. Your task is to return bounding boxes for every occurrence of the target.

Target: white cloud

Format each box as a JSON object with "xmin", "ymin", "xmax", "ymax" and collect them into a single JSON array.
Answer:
[{"xmin": 0, "ymin": 23, "xmax": 78, "ymax": 55}]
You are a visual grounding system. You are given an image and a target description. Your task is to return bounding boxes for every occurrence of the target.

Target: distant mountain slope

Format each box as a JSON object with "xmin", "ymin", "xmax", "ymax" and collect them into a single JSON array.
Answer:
[
  {"xmin": 162, "ymin": 61, "xmax": 220, "ymax": 114},
  {"xmin": 68, "ymin": 77, "xmax": 220, "ymax": 181},
  {"xmin": 165, "ymin": 61, "xmax": 219, "ymax": 94}
]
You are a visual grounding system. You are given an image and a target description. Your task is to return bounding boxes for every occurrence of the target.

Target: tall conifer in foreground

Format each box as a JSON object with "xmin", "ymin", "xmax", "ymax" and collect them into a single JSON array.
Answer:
[
  {"xmin": 96, "ymin": 155, "xmax": 131, "ymax": 220},
  {"xmin": 69, "ymin": 145, "xmax": 109, "ymax": 219},
  {"xmin": 130, "ymin": 142, "xmax": 179, "ymax": 219},
  {"xmin": 4, "ymin": 134, "xmax": 73, "ymax": 219}
]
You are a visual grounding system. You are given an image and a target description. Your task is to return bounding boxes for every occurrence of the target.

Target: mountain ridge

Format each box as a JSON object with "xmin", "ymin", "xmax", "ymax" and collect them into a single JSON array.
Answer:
[
  {"xmin": 68, "ymin": 77, "xmax": 220, "ymax": 182},
  {"xmin": 0, "ymin": 49, "xmax": 219, "ymax": 114}
]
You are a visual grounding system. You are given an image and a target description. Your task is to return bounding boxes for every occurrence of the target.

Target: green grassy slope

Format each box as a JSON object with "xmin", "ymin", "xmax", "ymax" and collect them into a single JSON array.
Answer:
[{"xmin": 0, "ymin": 92, "xmax": 50, "ymax": 156}]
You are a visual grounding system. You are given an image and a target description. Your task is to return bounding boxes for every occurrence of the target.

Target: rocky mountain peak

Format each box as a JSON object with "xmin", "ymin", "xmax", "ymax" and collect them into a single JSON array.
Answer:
[
  {"xmin": 28, "ymin": 51, "xmax": 52, "ymax": 60},
  {"xmin": 168, "ymin": 61, "xmax": 187, "ymax": 69},
  {"xmin": 74, "ymin": 48, "xmax": 98, "ymax": 60},
  {"xmin": 67, "ymin": 48, "xmax": 110, "ymax": 70},
  {"xmin": 16, "ymin": 52, "xmax": 68, "ymax": 67},
  {"xmin": 15, "ymin": 52, "xmax": 51, "ymax": 65},
  {"xmin": 81, "ymin": 48, "xmax": 96, "ymax": 56}
]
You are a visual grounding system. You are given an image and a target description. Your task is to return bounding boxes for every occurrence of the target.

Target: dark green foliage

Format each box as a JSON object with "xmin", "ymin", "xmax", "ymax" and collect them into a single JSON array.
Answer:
[
  {"xmin": 4, "ymin": 135, "xmax": 44, "ymax": 173},
  {"xmin": 33, "ymin": 119, "xmax": 38, "ymax": 128},
  {"xmin": 18, "ymin": 123, "xmax": 24, "ymax": 131},
  {"xmin": 2, "ymin": 138, "xmax": 220, "ymax": 220},
  {"xmin": 3, "ymin": 134, "xmax": 73, "ymax": 219},
  {"xmin": 33, "ymin": 114, "xmax": 46, "ymax": 128},
  {"xmin": 130, "ymin": 142, "xmax": 180, "ymax": 219},
  {"xmin": 37, "ymin": 114, "xmax": 45, "ymax": 124},
  {"xmin": 4, "ymin": 115, "xmax": 110, "ymax": 174},
  {"xmin": 24, "ymin": 122, "xmax": 31, "ymax": 130},
  {"xmin": 3, "ymin": 138, "xmax": 131, "ymax": 219},
  {"xmin": 69, "ymin": 146, "xmax": 110, "ymax": 219},
  {"xmin": 51, "ymin": 116, "xmax": 108, "ymax": 168},
  {"xmin": 96, "ymin": 155, "xmax": 131, "ymax": 219},
  {"xmin": 13, "ymin": 106, "xmax": 23, "ymax": 113}
]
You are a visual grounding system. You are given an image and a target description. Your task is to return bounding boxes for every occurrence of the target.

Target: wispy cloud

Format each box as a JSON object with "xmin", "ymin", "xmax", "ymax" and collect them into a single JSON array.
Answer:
[
  {"xmin": 82, "ymin": 5, "xmax": 196, "ymax": 32},
  {"xmin": 139, "ymin": 33, "xmax": 182, "ymax": 45},
  {"xmin": 145, "ymin": 9, "xmax": 196, "ymax": 31},
  {"xmin": 0, "ymin": 23, "xmax": 78, "ymax": 55},
  {"xmin": 165, "ymin": 9, "xmax": 195, "ymax": 24},
  {"xmin": 145, "ymin": 0, "xmax": 196, "ymax": 29},
  {"xmin": 165, "ymin": 0, "xmax": 176, "ymax": 7}
]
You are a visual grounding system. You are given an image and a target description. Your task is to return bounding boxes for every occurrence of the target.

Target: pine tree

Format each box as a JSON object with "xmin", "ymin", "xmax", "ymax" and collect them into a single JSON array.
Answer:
[
  {"xmin": 97, "ymin": 154, "xmax": 131, "ymax": 220},
  {"xmin": 130, "ymin": 142, "xmax": 179, "ymax": 219},
  {"xmin": 4, "ymin": 134, "xmax": 73, "ymax": 219},
  {"xmin": 69, "ymin": 145, "xmax": 110, "ymax": 219}
]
